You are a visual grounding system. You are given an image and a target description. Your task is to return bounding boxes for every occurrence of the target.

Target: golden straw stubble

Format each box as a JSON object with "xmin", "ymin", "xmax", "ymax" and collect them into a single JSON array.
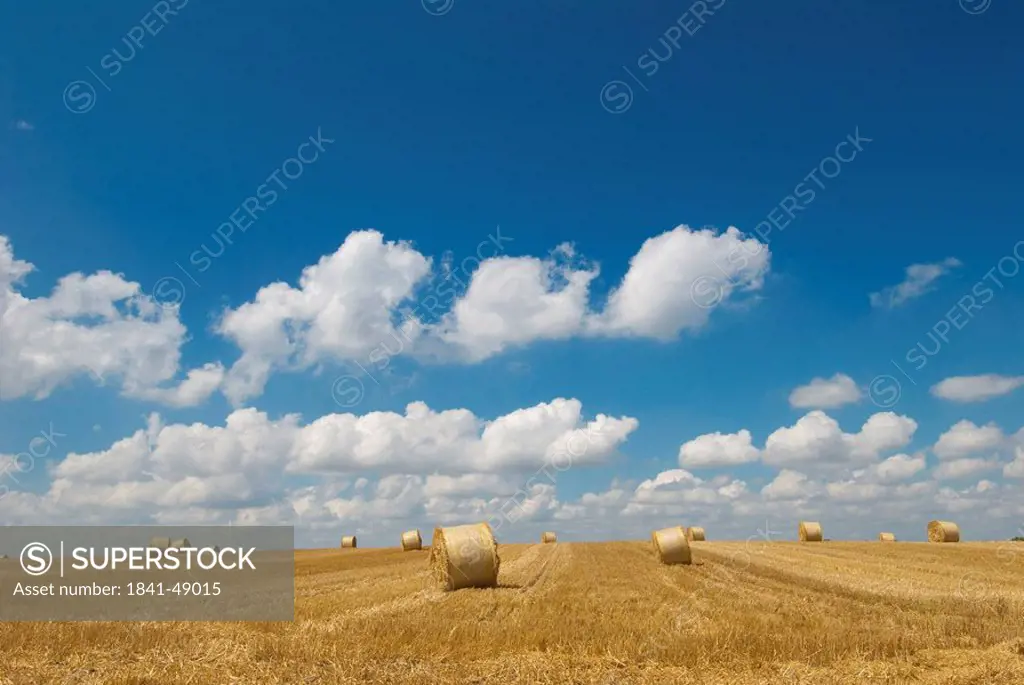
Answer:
[
  {"xmin": 798, "ymin": 521, "xmax": 823, "ymax": 542},
  {"xmin": 928, "ymin": 520, "xmax": 960, "ymax": 543},
  {"xmin": 430, "ymin": 523, "xmax": 501, "ymax": 591},
  {"xmin": 651, "ymin": 526, "xmax": 692, "ymax": 565}
]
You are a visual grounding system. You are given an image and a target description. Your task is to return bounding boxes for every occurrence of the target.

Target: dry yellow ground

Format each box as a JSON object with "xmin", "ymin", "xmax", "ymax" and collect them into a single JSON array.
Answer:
[{"xmin": 2, "ymin": 541, "xmax": 1024, "ymax": 684}]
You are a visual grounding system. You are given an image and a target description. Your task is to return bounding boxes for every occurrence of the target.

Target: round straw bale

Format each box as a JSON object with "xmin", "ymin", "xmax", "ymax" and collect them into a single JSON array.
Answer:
[
  {"xmin": 401, "ymin": 529, "xmax": 422, "ymax": 551},
  {"xmin": 169, "ymin": 538, "xmax": 190, "ymax": 549},
  {"xmin": 149, "ymin": 536, "xmax": 171, "ymax": 549},
  {"xmin": 341, "ymin": 535, "xmax": 357, "ymax": 548},
  {"xmin": 651, "ymin": 526, "xmax": 692, "ymax": 565},
  {"xmin": 798, "ymin": 521, "xmax": 823, "ymax": 542},
  {"xmin": 928, "ymin": 520, "xmax": 960, "ymax": 543},
  {"xmin": 686, "ymin": 526, "xmax": 706, "ymax": 542},
  {"xmin": 541, "ymin": 532, "xmax": 557, "ymax": 543},
  {"xmin": 878, "ymin": 532, "xmax": 896, "ymax": 542},
  {"xmin": 430, "ymin": 522, "xmax": 500, "ymax": 590}
]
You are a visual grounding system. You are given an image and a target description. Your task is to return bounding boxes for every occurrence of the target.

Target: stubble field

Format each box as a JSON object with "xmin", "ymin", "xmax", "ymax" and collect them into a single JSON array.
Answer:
[{"xmin": 2, "ymin": 540, "xmax": 1024, "ymax": 684}]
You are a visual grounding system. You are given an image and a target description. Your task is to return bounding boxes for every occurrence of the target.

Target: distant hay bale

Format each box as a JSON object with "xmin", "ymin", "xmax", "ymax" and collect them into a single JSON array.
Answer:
[
  {"xmin": 341, "ymin": 535, "xmax": 357, "ymax": 548},
  {"xmin": 430, "ymin": 523, "xmax": 500, "ymax": 591},
  {"xmin": 686, "ymin": 526, "xmax": 706, "ymax": 542},
  {"xmin": 149, "ymin": 536, "xmax": 171, "ymax": 549},
  {"xmin": 401, "ymin": 530, "xmax": 422, "ymax": 551},
  {"xmin": 651, "ymin": 526, "xmax": 692, "ymax": 565},
  {"xmin": 798, "ymin": 521, "xmax": 823, "ymax": 542},
  {"xmin": 928, "ymin": 520, "xmax": 960, "ymax": 543},
  {"xmin": 541, "ymin": 532, "xmax": 557, "ymax": 543},
  {"xmin": 879, "ymin": 532, "xmax": 896, "ymax": 542},
  {"xmin": 169, "ymin": 538, "xmax": 190, "ymax": 549}
]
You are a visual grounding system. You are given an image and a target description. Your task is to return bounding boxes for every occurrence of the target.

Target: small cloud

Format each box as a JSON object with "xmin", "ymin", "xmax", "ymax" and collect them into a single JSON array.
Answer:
[
  {"xmin": 931, "ymin": 374, "xmax": 1024, "ymax": 403},
  {"xmin": 869, "ymin": 257, "xmax": 961, "ymax": 309},
  {"xmin": 788, "ymin": 373, "xmax": 862, "ymax": 409},
  {"xmin": 12, "ymin": 120, "xmax": 34, "ymax": 131}
]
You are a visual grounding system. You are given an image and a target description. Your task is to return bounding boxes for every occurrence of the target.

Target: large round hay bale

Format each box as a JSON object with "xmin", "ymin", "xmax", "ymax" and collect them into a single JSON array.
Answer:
[
  {"xmin": 686, "ymin": 526, "xmax": 706, "ymax": 542},
  {"xmin": 651, "ymin": 526, "xmax": 692, "ymax": 565},
  {"xmin": 798, "ymin": 521, "xmax": 822, "ymax": 542},
  {"xmin": 878, "ymin": 532, "xmax": 896, "ymax": 542},
  {"xmin": 149, "ymin": 536, "xmax": 171, "ymax": 549},
  {"xmin": 541, "ymin": 532, "xmax": 557, "ymax": 543},
  {"xmin": 928, "ymin": 520, "xmax": 960, "ymax": 543},
  {"xmin": 341, "ymin": 535, "xmax": 357, "ymax": 548},
  {"xmin": 401, "ymin": 530, "xmax": 422, "ymax": 551},
  {"xmin": 169, "ymin": 538, "xmax": 190, "ymax": 549},
  {"xmin": 430, "ymin": 523, "xmax": 500, "ymax": 591}
]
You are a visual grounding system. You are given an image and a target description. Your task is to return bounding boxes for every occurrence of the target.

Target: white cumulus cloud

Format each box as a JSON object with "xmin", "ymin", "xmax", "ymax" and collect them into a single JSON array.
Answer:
[
  {"xmin": 0, "ymin": 235, "xmax": 220, "ymax": 407},
  {"xmin": 217, "ymin": 230, "xmax": 433, "ymax": 404},
  {"xmin": 859, "ymin": 453, "xmax": 927, "ymax": 484},
  {"xmin": 930, "ymin": 374, "xmax": 1024, "ymax": 403},
  {"xmin": 431, "ymin": 244, "xmax": 597, "ymax": 361},
  {"xmin": 0, "ymin": 398, "xmax": 636, "ymax": 534},
  {"xmin": 216, "ymin": 225, "xmax": 772, "ymax": 403},
  {"xmin": 788, "ymin": 373, "xmax": 861, "ymax": 409},
  {"xmin": 584, "ymin": 225, "xmax": 770, "ymax": 340},
  {"xmin": 762, "ymin": 410, "xmax": 917, "ymax": 470},
  {"xmin": 216, "ymin": 227, "xmax": 561, "ymax": 382},
  {"xmin": 678, "ymin": 429, "xmax": 760, "ymax": 468},
  {"xmin": 762, "ymin": 469, "xmax": 822, "ymax": 501},
  {"xmin": 1003, "ymin": 447, "xmax": 1024, "ymax": 479},
  {"xmin": 932, "ymin": 420, "xmax": 1005, "ymax": 460}
]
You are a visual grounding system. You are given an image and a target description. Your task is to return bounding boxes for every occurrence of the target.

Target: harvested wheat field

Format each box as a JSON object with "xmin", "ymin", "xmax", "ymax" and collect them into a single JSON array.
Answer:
[{"xmin": 2, "ymin": 542, "xmax": 1024, "ymax": 684}]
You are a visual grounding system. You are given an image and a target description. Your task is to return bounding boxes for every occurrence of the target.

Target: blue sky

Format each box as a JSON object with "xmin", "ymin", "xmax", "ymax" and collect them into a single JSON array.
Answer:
[{"xmin": 1, "ymin": 0, "xmax": 1023, "ymax": 546}]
